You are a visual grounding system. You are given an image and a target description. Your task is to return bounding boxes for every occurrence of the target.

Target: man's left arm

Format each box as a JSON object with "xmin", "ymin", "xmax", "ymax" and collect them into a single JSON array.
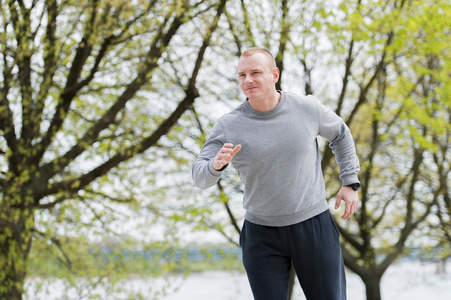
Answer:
[{"xmin": 314, "ymin": 97, "xmax": 360, "ymax": 219}]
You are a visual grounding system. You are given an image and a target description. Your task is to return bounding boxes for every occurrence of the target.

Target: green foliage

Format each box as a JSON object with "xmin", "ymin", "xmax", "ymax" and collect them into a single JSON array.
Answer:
[
  {"xmin": 1, "ymin": 0, "xmax": 230, "ymax": 298},
  {"xmin": 26, "ymin": 238, "xmax": 243, "ymax": 298},
  {"xmin": 28, "ymin": 241, "xmax": 243, "ymax": 277}
]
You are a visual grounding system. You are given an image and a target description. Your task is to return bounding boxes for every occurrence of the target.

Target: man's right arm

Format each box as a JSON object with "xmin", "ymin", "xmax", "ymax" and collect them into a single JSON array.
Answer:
[{"xmin": 192, "ymin": 122, "xmax": 228, "ymax": 189}]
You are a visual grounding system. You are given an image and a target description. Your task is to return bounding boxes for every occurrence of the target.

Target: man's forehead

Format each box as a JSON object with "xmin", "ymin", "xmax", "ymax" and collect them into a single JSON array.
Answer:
[{"xmin": 237, "ymin": 54, "xmax": 271, "ymax": 72}]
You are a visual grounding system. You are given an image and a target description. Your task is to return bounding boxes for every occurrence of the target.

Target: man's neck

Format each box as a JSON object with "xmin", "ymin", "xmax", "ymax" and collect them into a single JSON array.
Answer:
[{"xmin": 248, "ymin": 91, "xmax": 281, "ymax": 112}]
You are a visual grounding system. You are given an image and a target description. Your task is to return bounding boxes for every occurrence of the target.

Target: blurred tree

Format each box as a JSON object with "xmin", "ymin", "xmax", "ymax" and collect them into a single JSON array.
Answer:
[{"xmin": 0, "ymin": 0, "xmax": 228, "ymax": 298}]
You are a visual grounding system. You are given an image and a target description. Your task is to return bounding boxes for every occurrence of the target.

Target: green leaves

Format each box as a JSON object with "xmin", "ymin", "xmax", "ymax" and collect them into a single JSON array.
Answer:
[{"xmin": 1, "ymin": 0, "xmax": 233, "ymax": 298}]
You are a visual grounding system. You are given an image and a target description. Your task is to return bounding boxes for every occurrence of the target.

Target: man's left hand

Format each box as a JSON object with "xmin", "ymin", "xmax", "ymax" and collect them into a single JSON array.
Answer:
[{"xmin": 335, "ymin": 186, "xmax": 359, "ymax": 220}]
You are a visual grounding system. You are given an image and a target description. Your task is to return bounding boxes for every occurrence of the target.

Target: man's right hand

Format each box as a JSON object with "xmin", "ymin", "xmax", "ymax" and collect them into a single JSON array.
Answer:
[{"xmin": 213, "ymin": 143, "xmax": 241, "ymax": 171}]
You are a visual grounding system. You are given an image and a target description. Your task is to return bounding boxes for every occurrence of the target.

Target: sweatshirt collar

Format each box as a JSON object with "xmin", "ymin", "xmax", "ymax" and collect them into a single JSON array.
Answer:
[{"xmin": 244, "ymin": 91, "xmax": 284, "ymax": 117}]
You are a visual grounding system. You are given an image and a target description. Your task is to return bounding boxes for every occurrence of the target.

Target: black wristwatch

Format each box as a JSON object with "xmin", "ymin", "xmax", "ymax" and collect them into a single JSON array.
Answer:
[{"xmin": 346, "ymin": 183, "xmax": 360, "ymax": 191}]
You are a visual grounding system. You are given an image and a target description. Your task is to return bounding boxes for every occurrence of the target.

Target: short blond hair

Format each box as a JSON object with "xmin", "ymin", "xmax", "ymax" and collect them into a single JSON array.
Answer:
[{"xmin": 241, "ymin": 47, "xmax": 276, "ymax": 69}]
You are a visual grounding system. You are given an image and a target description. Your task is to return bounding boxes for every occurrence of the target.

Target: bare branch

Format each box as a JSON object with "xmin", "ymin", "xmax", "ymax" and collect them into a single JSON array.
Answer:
[
  {"xmin": 36, "ymin": 0, "xmax": 229, "ymax": 200},
  {"xmin": 35, "ymin": 7, "xmax": 188, "ymax": 185}
]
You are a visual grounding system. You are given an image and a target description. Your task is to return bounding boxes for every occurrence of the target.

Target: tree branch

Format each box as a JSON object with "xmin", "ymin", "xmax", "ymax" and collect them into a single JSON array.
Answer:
[
  {"xmin": 346, "ymin": 32, "xmax": 394, "ymax": 126},
  {"xmin": 336, "ymin": 221, "xmax": 363, "ymax": 253},
  {"xmin": 342, "ymin": 245, "xmax": 366, "ymax": 276},
  {"xmin": 275, "ymin": 0, "xmax": 289, "ymax": 91},
  {"xmin": 35, "ymin": 6, "xmax": 189, "ymax": 186},
  {"xmin": 32, "ymin": 228, "xmax": 73, "ymax": 270},
  {"xmin": 36, "ymin": 0, "xmax": 228, "ymax": 201},
  {"xmin": 336, "ymin": 39, "xmax": 355, "ymax": 115},
  {"xmin": 35, "ymin": 0, "xmax": 101, "ymax": 164},
  {"xmin": 240, "ymin": 0, "xmax": 255, "ymax": 47},
  {"xmin": 217, "ymin": 180, "xmax": 241, "ymax": 235}
]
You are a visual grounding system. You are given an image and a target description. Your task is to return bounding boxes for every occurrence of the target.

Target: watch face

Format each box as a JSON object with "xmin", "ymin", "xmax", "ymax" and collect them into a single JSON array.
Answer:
[{"xmin": 347, "ymin": 183, "xmax": 360, "ymax": 191}]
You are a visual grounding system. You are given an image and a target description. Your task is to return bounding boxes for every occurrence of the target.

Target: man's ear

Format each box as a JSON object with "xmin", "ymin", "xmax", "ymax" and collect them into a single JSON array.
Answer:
[{"xmin": 273, "ymin": 67, "xmax": 280, "ymax": 83}]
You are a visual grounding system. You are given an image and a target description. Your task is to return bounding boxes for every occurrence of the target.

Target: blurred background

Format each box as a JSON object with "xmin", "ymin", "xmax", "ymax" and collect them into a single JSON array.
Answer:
[{"xmin": 1, "ymin": 0, "xmax": 450, "ymax": 299}]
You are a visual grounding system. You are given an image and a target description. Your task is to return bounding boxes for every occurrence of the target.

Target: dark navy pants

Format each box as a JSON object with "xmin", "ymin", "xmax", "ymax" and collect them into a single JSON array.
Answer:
[{"xmin": 240, "ymin": 210, "xmax": 346, "ymax": 300}]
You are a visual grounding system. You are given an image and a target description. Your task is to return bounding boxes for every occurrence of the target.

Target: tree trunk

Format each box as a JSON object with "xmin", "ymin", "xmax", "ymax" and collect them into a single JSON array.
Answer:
[
  {"xmin": 363, "ymin": 274, "xmax": 382, "ymax": 300},
  {"xmin": 436, "ymin": 258, "xmax": 447, "ymax": 275},
  {"xmin": 0, "ymin": 204, "xmax": 34, "ymax": 300}
]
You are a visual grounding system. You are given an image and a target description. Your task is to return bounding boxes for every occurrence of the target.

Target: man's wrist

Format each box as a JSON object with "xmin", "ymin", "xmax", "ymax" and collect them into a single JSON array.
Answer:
[
  {"xmin": 346, "ymin": 183, "xmax": 360, "ymax": 191},
  {"xmin": 214, "ymin": 164, "xmax": 228, "ymax": 171}
]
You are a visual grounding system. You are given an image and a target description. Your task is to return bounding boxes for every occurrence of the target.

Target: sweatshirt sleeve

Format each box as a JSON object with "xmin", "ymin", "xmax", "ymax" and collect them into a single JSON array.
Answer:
[
  {"xmin": 313, "ymin": 96, "xmax": 360, "ymax": 186},
  {"xmin": 192, "ymin": 121, "xmax": 227, "ymax": 189}
]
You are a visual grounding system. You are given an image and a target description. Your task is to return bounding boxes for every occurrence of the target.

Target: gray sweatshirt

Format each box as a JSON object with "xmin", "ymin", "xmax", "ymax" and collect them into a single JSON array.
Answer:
[{"xmin": 192, "ymin": 91, "xmax": 360, "ymax": 226}]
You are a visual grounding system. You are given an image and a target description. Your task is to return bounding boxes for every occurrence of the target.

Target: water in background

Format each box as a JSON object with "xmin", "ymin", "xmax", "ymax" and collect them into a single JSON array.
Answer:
[{"xmin": 25, "ymin": 261, "xmax": 450, "ymax": 300}]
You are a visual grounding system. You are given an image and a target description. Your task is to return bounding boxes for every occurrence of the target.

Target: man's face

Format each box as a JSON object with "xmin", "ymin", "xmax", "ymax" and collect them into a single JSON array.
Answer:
[{"xmin": 237, "ymin": 53, "xmax": 279, "ymax": 101}]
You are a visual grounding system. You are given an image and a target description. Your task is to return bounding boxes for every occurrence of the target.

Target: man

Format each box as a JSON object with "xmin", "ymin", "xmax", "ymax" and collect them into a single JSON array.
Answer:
[{"xmin": 192, "ymin": 47, "xmax": 360, "ymax": 300}]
